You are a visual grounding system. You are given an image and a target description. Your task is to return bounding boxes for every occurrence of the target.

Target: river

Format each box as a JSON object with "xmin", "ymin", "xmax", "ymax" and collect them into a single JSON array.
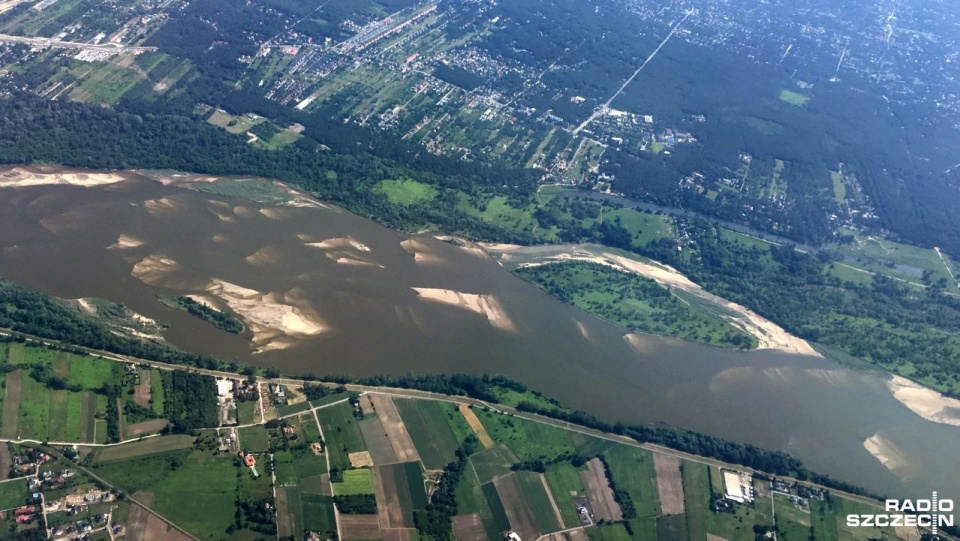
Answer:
[{"xmin": 0, "ymin": 167, "xmax": 957, "ymax": 502}]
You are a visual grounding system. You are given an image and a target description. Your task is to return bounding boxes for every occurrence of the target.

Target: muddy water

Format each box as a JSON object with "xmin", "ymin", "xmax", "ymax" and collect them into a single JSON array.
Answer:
[{"xmin": 0, "ymin": 168, "xmax": 958, "ymax": 501}]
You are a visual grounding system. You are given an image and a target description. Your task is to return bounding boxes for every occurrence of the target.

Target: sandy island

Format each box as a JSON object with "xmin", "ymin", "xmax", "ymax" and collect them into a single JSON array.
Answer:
[
  {"xmin": 484, "ymin": 244, "xmax": 820, "ymax": 357},
  {"xmin": 887, "ymin": 375, "xmax": 960, "ymax": 427},
  {"xmin": 131, "ymin": 255, "xmax": 181, "ymax": 286},
  {"xmin": 863, "ymin": 433, "xmax": 919, "ymax": 482},
  {"xmin": 0, "ymin": 167, "xmax": 126, "ymax": 188},
  {"xmin": 108, "ymin": 234, "xmax": 144, "ymax": 250},
  {"xmin": 205, "ymin": 279, "xmax": 327, "ymax": 353},
  {"xmin": 401, "ymin": 238, "xmax": 444, "ymax": 265},
  {"xmin": 411, "ymin": 288, "xmax": 516, "ymax": 332}
]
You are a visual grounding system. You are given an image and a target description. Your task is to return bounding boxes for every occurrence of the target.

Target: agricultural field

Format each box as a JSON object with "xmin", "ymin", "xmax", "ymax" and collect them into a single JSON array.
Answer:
[{"xmin": 0, "ymin": 342, "xmax": 134, "ymax": 443}]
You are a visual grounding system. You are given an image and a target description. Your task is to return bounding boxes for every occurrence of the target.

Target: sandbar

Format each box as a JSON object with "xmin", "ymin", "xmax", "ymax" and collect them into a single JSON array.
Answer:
[
  {"xmin": 411, "ymin": 287, "xmax": 515, "ymax": 332},
  {"xmin": 887, "ymin": 375, "xmax": 960, "ymax": 427}
]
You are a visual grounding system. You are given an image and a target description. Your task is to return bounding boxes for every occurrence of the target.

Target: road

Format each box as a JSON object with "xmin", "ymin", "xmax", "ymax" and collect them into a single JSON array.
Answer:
[
  {"xmin": 573, "ymin": 9, "xmax": 692, "ymax": 135},
  {"xmin": 0, "ymin": 33, "xmax": 156, "ymax": 52}
]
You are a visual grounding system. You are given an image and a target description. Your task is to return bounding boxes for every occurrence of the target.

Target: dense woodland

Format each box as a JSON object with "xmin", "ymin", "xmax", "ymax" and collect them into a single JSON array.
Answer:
[
  {"xmin": 161, "ymin": 370, "xmax": 219, "ymax": 431},
  {"xmin": 638, "ymin": 220, "xmax": 960, "ymax": 396}
]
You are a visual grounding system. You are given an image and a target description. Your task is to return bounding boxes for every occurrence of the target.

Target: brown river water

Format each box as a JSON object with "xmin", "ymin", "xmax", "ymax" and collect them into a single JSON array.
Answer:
[{"xmin": 0, "ymin": 167, "xmax": 958, "ymax": 501}]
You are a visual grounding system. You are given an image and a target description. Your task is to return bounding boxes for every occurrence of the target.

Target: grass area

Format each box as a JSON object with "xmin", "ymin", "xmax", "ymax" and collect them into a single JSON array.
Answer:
[
  {"xmin": 438, "ymin": 401, "xmax": 474, "ymax": 445},
  {"xmin": 779, "ymin": 89, "xmax": 810, "ymax": 106},
  {"xmin": 332, "ymin": 467, "xmax": 374, "ymax": 495},
  {"xmin": 376, "ymin": 178, "xmax": 439, "ymax": 205},
  {"xmin": 544, "ymin": 461, "xmax": 586, "ymax": 527},
  {"xmin": 72, "ymin": 62, "xmax": 142, "ymax": 104},
  {"xmin": 470, "ymin": 446, "xmax": 513, "ymax": 484},
  {"xmin": 773, "ymin": 493, "xmax": 814, "ymax": 541},
  {"xmin": 0, "ymin": 478, "xmax": 29, "ymax": 510},
  {"xmin": 601, "ymin": 207, "xmax": 675, "ymax": 247},
  {"xmin": 237, "ymin": 399, "xmax": 257, "ymax": 424},
  {"xmin": 94, "ymin": 434, "xmax": 195, "ymax": 462},
  {"xmin": 238, "ymin": 425, "xmax": 271, "ymax": 453},
  {"xmin": 515, "ymin": 470, "xmax": 563, "ymax": 533},
  {"xmin": 301, "ymin": 494, "xmax": 337, "ymax": 533},
  {"xmin": 394, "ymin": 398, "xmax": 460, "ymax": 470},
  {"xmin": 516, "ymin": 261, "xmax": 757, "ymax": 349},
  {"xmin": 293, "ymin": 449, "xmax": 327, "ymax": 478},
  {"xmin": 456, "ymin": 458, "xmax": 511, "ymax": 540},
  {"xmin": 150, "ymin": 453, "xmax": 238, "ymax": 539},
  {"xmin": 206, "ymin": 110, "xmax": 265, "ymax": 134},
  {"xmin": 586, "ymin": 522, "xmax": 633, "ymax": 541},
  {"xmin": 603, "ymin": 445, "xmax": 659, "ymax": 519},
  {"xmin": 682, "ymin": 461, "xmax": 709, "ymax": 541},
  {"xmin": 316, "ymin": 402, "xmax": 366, "ymax": 471},
  {"xmin": 830, "ymin": 229, "xmax": 959, "ymax": 293},
  {"xmin": 149, "ymin": 369, "xmax": 164, "ymax": 415},
  {"xmin": 476, "ymin": 409, "xmax": 577, "ymax": 462}
]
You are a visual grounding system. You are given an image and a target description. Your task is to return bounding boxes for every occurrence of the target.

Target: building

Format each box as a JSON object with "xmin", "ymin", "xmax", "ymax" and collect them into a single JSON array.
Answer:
[
  {"xmin": 506, "ymin": 532, "xmax": 522, "ymax": 541},
  {"xmin": 721, "ymin": 469, "xmax": 754, "ymax": 503}
]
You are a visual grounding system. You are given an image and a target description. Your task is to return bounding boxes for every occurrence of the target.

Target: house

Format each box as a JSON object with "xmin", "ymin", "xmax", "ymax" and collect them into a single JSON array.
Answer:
[{"xmin": 507, "ymin": 532, "xmax": 522, "ymax": 541}]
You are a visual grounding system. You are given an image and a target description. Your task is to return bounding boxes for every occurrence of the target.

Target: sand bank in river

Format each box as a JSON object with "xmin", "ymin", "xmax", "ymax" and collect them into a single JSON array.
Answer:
[
  {"xmin": 411, "ymin": 288, "xmax": 515, "ymax": 332},
  {"xmin": 887, "ymin": 376, "xmax": 960, "ymax": 427},
  {"xmin": 401, "ymin": 239, "xmax": 443, "ymax": 265},
  {"xmin": 0, "ymin": 167, "xmax": 126, "ymax": 188},
  {"xmin": 307, "ymin": 237, "xmax": 371, "ymax": 252},
  {"xmin": 205, "ymin": 279, "xmax": 327, "ymax": 353},
  {"xmin": 132, "ymin": 255, "xmax": 181, "ymax": 286},
  {"xmin": 864, "ymin": 433, "xmax": 919, "ymax": 482},
  {"xmin": 109, "ymin": 234, "xmax": 144, "ymax": 250},
  {"xmin": 487, "ymin": 244, "xmax": 819, "ymax": 357}
]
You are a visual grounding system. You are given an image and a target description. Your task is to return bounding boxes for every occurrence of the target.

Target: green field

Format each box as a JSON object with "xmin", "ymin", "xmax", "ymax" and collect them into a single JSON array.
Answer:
[
  {"xmin": 515, "ymin": 470, "xmax": 564, "ymax": 533},
  {"xmin": 237, "ymin": 399, "xmax": 257, "ymax": 424},
  {"xmin": 682, "ymin": 462, "xmax": 709, "ymax": 541},
  {"xmin": 0, "ymin": 478, "xmax": 30, "ymax": 510},
  {"xmin": 333, "ymin": 467, "xmax": 374, "ymax": 495},
  {"xmin": 604, "ymin": 445, "xmax": 660, "ymax": 519},
  {"xmin": 150, "ymin": 453, "xmax": 239, "ymax": 539},
  {"xmin": 586, "ymin": 522, "xmax": 634, "ymax": 541},
  {"xmin": 456, "ymin": 456, "xmax": 512, "ymax": 540},
  {"xmin": 544, "ymin": 461, "xmax": 587, "ymax": 526},
  {"xmin": 475, "ymin": 409, "xmax": 576, "ymax": 462},
  {"xmin": 317, "ymin": 402, "xmax": 367, "ymax": 470},
  {"xmin": 470, "ymin": 446, "xmax": 514, "ymax": 484},
  {"xmin": 779, "ymin": 89, "xmax": 810, "ymax": 106},
  {"xmin": 394, "ymin": 398, "xmax": 461, "ymax": 470},
  {"xmin": 238, "ymin": 425, "xmax": 272, "ymax": 453},
  {"xmin": 301, "ymin": 494, "xmax": 337, "ymax": 533},
  {"xmin": 376, "ymin": 178, "xmax": 439, "ymax": 205}
]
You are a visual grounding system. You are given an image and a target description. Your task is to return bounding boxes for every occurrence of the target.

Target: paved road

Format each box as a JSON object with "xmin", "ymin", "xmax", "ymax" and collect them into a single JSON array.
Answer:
[{"xmin": 0, "ymin": 33, "xmax": 156, "ymax": 51}]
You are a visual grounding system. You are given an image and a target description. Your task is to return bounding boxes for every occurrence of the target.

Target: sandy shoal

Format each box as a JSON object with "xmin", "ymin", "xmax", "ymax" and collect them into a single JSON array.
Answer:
[
  {"xmin": 887, "ymin": 375, "xmax": 960, "ymax": 427},
  {"xmin": 412, "ymin": 287, "xmax": 516, "ymax": 332},
  {"xmin": 401, "ymin": 238, "xmax": 443, "ymax": 265},
  {"xmin": 0, "ymin": 168, "xmax": 126, "ymax": 188},
  {"xmin": 108, "ymin": 234, "xmax": 144, "ymax": 250},
  {"xmin": 863, "ymin": 433, "xmax": 919, "ymax": 481},
  {"xmin": 205, "ymin": 279, "xmax": 327, "ymax": 353},
  {"xmin": 132, "ymin": 255, "xmax": 181, "ymax": 286},
  {"xmin": 307, "ymin": 237, "xmax": 371, "ymax": 252}
]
